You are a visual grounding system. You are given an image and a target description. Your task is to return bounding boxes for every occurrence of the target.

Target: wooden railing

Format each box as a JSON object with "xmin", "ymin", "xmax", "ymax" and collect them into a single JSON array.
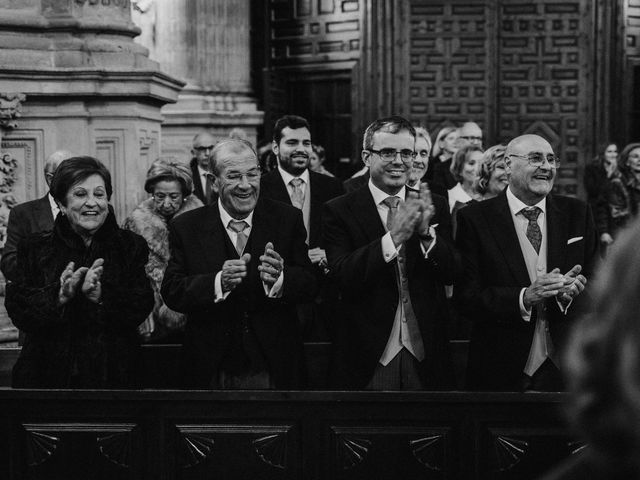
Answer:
[{"xmin": 0, "ymin": 389, "xmax": 576, "ymax": 480}]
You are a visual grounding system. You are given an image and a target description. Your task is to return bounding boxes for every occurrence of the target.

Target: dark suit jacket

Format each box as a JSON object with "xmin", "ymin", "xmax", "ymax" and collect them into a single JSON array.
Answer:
[
  {"xmin": 260, "ymin": 169, "xmax": 344, "ymax": 248},
  {"xmin": 189, "ymin": 157, "xmax": 211, "ymax": 205},
  {"xmin": 322, "ymin": 187, "xmax": 457, "ymax": 389},
  {"xmin": 161, "ymin": 198, "xmax": 317, "ymax": 389},
  {"xmin": 1, "ymin": 195, "xmax": 55, "ymax": 282},
  {"xmin": 343, "ymin": 171, "xmax": 370, "ymax": 193},
  {"xmin": 455, "ymin": 191, "xmax": 598, "ymax": 391}
]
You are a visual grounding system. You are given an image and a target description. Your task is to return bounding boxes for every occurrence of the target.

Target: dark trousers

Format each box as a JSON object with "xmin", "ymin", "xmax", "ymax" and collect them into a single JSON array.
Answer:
[
  {"xmin": 520, "ymin": 358, "xmax": 564, "ymax": 392},
  {"xmin": 365, "ymin": 348, "xmax": 424, "ymax": 391}
]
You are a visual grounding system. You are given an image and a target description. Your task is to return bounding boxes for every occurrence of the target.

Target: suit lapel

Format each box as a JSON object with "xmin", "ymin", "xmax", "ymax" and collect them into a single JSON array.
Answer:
[
  {"xmin": 545, "ymin": 195, "xmax": 567, "ymax": 272},
  {"xmin": 197, "ymin": 205, "xmax": 230, "ymax": 271},
  {"xmin": 350, "ymin": 187, "xmax": 386, "ymax": 242},
  {"xmin": 35, "ymin": 195, "xmax": 55, "ymax": 231},
  {"xmin": 488, "ymin": 193, "xmax": 531, "ymax": 286},
  {"xmin": 265, "ymin": 170, "xmax": 292, "ymax": 205}
]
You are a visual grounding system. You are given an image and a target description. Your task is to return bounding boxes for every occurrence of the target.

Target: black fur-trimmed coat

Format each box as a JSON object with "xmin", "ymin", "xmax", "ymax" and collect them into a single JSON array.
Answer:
[
  {"xmin": 6, "ymin": 210, "xmax": 153, "ymax": 388},
  {"xmin": 123, "ymin": 195, "xmax": 203, "ymax": 340}
]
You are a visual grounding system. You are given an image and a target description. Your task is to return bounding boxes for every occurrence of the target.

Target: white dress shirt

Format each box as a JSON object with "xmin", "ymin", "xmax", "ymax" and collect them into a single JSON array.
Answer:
[
  {"xmin": 506, "ymin": 187, "xmax": 557, "ymax": 375},
  {"xmin": 278, "ymin": 166, "xmax": 311, "ymax": 243},
  {"xmin": 213, "ymin": 199, "xmax": 283, "ymax": 302}
]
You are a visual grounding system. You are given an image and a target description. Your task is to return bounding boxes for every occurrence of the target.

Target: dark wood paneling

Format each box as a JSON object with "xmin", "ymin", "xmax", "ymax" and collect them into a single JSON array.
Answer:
[{"xmin": 0, "ymin": 390, "xmax": 580, "ymax": 480}]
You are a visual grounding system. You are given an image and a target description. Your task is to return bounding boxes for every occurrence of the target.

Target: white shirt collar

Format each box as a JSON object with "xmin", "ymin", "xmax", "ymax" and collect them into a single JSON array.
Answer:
[
  {"xmin": 368, "ymin": 179, "xmax": 405, "ymax": 205},
  {"xmin": 217, "ymin": 198, "xmax": 254, "ymax": 229},
  {"xmin": 506, "ymin": 186, "xmax": 546, "ymax": 216},
  {"xmin": 278, "ymin": 165, "xmax": 310, "ymax": 186},
  {"xmin": 197, "ymin": 165, "xmax": 210, "ymax": 178}
]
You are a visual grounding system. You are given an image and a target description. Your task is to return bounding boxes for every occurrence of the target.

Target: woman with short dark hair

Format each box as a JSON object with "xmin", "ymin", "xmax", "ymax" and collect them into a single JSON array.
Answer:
[
  {"xmin": 124, "ymin": 157, "xmax": 203, "ymax": 342},
  {"xmin": 7, "ymin": 156, "xmax": 153, "ymax": 388}
]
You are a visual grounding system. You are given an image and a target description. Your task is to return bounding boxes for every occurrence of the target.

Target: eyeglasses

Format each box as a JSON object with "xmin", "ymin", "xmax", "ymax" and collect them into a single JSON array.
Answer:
[
  {"xmin": 224, "ymin": 170, "xmax": 261, "ymax": 182},
  {"xmin": 153, "ymin": 193, "xmax": 183, "ymax": 203},
  {"xmin": 367, "ymin": 148, "xmax": 417, "ymax": 164},
  {"xmin": 509, "ymin": 152, "xmax": 560, "ymax": 168},
  {"xmin": 194, "ymin": 145, "xmax": 214, "ymax": 152}
]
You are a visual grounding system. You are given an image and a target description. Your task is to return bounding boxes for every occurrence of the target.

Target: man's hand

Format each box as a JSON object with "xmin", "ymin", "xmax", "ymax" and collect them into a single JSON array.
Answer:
[
  {"xmin": 259, "ymin": 242, "xmax": 284, "ymax": 288},
  {"xmin": 221, "ymin": 253, "xmax": 251, "ymax": 293},
  {"xmin": 389, "ymin": 199, "xmax": 422, "ymax": 246},
  {"xmin": 414, "ymin": 182, "xmax": 435, "ymax": 238},
  {"xmin": 81, "ymin": 258, "xmax": 104, "ymax": 304},
  {"xmin": 58, "ymin": 261, "xmax": 88, "ymax": 305},
  {"xmin": 557, "ymin": 264, "xmax": 587, "ymax": 307},
  {"xmin": 523, "ymin": 268, "xmax": 566, "ymax": 309},
  {"xmin": 308, "ymin": 247, "xmax": 326, "ymax": 265}
]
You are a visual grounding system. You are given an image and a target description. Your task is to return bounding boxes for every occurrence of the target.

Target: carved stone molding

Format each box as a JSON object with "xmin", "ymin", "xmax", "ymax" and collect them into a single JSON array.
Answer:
[
  {"xmin": 0, "ymin": 93, "xmax": 26, "ymax": 130},
  {"xmin": 75, "ymin": 0, "xmax": 131, "ymax": 8}
]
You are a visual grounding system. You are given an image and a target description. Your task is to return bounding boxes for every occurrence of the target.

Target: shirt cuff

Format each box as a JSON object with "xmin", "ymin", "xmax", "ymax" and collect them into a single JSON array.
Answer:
[
  {"xmin": 263, "ymin": 271, "xmax": 284, "ymax": 298},
  {"xmin": 214, "ymin": 271, "xmax": 231, "ymax": 303},
  {"xmin": 519, "ymin": 287, "xmax": 532, "ymax": 322},
  {"xmin": 419, "ymin": 227, "xmax": 437, "ymax": 258},
  {"xmin": 381, "ymin": 231, "xmax": 400, "ymax": 263}
]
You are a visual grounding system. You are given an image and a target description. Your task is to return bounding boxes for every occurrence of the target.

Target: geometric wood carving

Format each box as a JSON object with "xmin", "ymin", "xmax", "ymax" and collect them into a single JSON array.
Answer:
[
  {"xmin": 409, "ymin": 434, "xmax": 445, "ymax": 471},
  {"xmin": 176, "ymin": 428, "xmax": 216, "ymax": 469},
  {"xmin": 97, "ymin": 431, "xmax": 132, "ymax": 468},
  {"xmin": 252, "ymin": 433, "xmax": 287, "ymax": 469},
  {"xmin": 490, "ymin": 435, "xmax": 529, "ymax": 472},
  {"xmin": 336, "ymin": 435, "xmax": 372, "ymax": 470},
  {"xmin": 22, "ymin": 423, "xmax": 136, "ymax": 468},
  {"xmin": 24, "ymin": 430, "xmax": 60, "ymax": 467}
]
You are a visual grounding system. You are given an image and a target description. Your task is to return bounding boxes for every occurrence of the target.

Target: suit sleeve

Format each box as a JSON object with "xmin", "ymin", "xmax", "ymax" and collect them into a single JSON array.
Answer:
[
  {"xmin": 1, "ymin": 206, "xmax": 27, "ymax": 282},
  {"xmin": 455, "ymin": 208, "xmax": 524, "ymax": 323},
  {"xmin": 5, "ymin": 237, "xmax": 68, "ymax": 333},
  {"xmin": 323, "ymin": 201, "xmax": 390, "ymax": 297},
  {"xmin": 161, "ymin": 221, "xmax": 218, "ymax": 313},
  {"xmin": 281, "ymin": 209, "xmax": 318, "ymax": 303}
]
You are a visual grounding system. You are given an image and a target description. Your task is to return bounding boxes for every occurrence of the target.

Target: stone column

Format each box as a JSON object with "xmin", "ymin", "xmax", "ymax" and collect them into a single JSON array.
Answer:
[
  {"xmin": 132, "ymin": 0, "xmax": 264, "ymax": 159},
  {"xmin": 0, "ymin": 0, "xmax": 184, "ymax": 222}
]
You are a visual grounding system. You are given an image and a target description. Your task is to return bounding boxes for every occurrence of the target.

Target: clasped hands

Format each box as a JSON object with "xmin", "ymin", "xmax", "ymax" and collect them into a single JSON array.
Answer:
[
  {"xmin": 58, "ymin": 258, "xmax": 104, "ymax": 305},
  {"xmin": 389, "ymin": 182, "xmax": 435, "ymax": 247},
  {"xmin": 221, "ymin": 242, "xmax": 284, "ymax": 293},
  {"xmin": 523, "ymin": 264, "xmax": 587, "ymax": 310}
]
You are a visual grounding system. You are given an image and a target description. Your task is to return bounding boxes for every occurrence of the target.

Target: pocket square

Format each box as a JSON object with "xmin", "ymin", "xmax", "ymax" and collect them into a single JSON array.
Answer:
[{"xmin": 567, "ymin": 236, "xmax": 583, "ymax": 245}]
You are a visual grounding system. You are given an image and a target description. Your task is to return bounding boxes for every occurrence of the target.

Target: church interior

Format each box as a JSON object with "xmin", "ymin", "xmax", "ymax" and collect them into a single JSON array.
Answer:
[{"xmin": 0, "ymin": 0, "xmax": 638, "ymax": 478}]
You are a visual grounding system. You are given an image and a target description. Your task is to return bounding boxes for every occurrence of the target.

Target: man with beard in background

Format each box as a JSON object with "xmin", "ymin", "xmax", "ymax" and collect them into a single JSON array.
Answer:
[{"xmin": 260, "ymin": 115, "xmax": 344, "ymax": 345}]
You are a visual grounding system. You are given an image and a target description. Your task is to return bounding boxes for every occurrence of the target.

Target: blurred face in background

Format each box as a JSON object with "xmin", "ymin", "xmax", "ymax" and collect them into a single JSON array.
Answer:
[
  {"xmin": 192, "ymin": 132, "xmax": 216, "ymax": 170},
  {"xmin": 604, "ymin": 144, "xmax": 618, "ymax": 166},
  {"xmin": 152, "ymin": 180, "xmax": 184, "ymax": 218},
  {"xmin": 461, "ymin": 150, "xmax": 483, "ymax": 186},
  {"xmin": 486, "ymin": 160, "xmax": 508, "ymax": 197},
  {"xmin": 408, "ymin": 135, "xmax": 430, "ymax": 186},
  {"xmin": 627, "ymin": 147, "xmax": 640, "ymax": 174},
  {"xmin": 440, "ymin": 130, "xmax": 459, "ymax": 157}
]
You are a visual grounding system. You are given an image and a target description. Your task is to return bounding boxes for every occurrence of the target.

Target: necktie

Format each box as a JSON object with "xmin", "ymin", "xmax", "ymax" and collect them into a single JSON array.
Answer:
[
  {"xmin": 289, "ymin": 178, "xmax": 305, "ymax": 209},
  {"xmin": 520, "ymin": 207, "xmax": 542, "ymax": 254},
  {"xmin": 383, "ymin": 196, "xmax": 400, "ymax": 232},
  {"xmin": 204, "ymin": 174, "xmax": 213, "ymax": 204},
  {"xmin": 228, "ymin": 220, "xmax": 249, "ymax": 255}
]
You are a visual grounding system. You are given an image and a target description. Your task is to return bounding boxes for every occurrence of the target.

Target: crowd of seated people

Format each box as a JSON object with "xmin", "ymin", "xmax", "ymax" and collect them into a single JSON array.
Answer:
[{"xmin": 3, "ymin": 114, "xmax": 639, "ymax": 398}]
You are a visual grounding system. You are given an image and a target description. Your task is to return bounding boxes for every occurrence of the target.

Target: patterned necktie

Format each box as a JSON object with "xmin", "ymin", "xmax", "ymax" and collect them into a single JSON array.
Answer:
[
  {"xmin": 228, "ymin": 220, "xmax": 249, "ymax": 255},
  {"xmin": 383, "ymin": 196, "xmax": 400, "ymax": 232},
  {"xmin": 289, "ymin": 177, "xmax": 305, "ymax": 210},
  {"xmin": 520, "ymin": 207, "xmax": 542, "ymax": 254}
]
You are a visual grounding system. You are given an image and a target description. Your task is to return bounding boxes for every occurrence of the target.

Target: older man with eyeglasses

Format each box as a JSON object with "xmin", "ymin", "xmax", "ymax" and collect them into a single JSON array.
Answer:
[
  {"xmin": 322, "ymin": 115, "xmax": 457, "ymax": 390},
  {"xmin": 189, "ymin": 131, "xmax": 217, "ymax": 205},
  {"xmin": 456, "ymin": 134, "xmax": 598, "ymax": 392}
]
